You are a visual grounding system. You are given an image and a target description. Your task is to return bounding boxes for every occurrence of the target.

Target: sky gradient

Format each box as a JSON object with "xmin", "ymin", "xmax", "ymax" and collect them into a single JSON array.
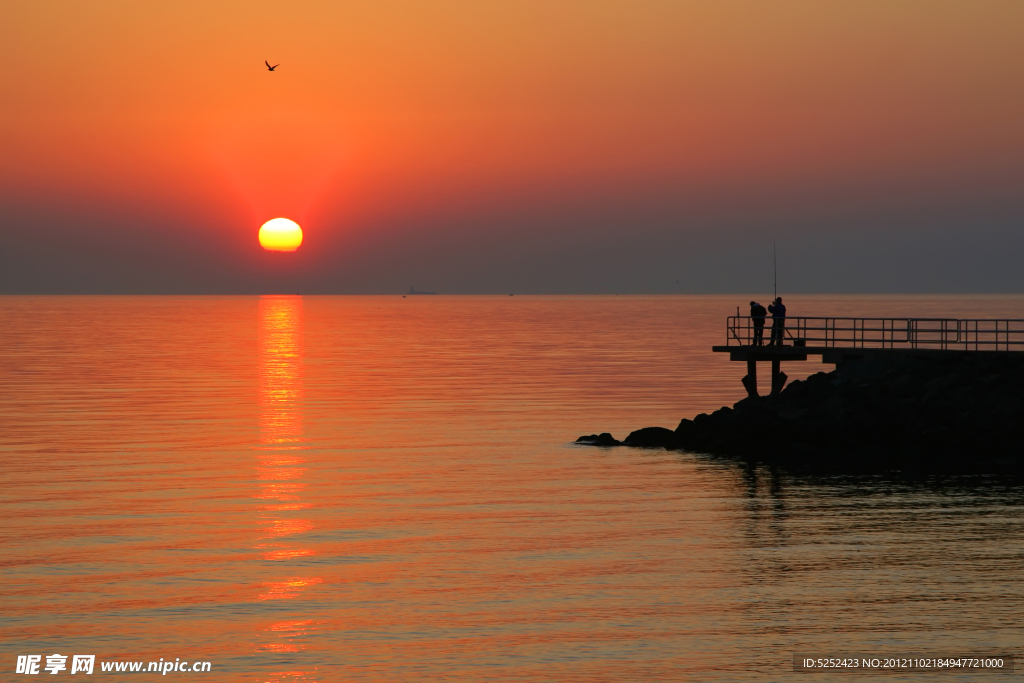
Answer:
[{"xmin": 2, "ymin": 1, "xmax": 1023, "ymax": 294}]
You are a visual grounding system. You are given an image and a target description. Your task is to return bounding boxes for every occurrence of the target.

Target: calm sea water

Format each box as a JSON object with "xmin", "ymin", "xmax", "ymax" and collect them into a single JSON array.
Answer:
[{"xmin": 2, "ymin": 295, "xmax": 1023, "ymax": 682}]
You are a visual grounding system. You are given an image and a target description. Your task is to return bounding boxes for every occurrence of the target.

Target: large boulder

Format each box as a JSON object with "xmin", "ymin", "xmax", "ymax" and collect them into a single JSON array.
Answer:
[
  {"xmin": 575, "ymin": 432, "xmax": 621, "ymax": 447},
  {"xmin": 623, "ymin": 426, "xmax": 681, "ymax": 450}
]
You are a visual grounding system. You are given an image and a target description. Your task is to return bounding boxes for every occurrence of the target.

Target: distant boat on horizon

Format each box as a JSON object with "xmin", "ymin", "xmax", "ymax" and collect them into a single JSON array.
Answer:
[{"xmin": 408, "ymin": 285, "xmax": 437, "ymax": 295}]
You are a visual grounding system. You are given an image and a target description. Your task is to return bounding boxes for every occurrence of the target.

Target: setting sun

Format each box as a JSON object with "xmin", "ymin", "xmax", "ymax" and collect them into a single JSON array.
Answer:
[{"xmin": 259, "ymin": 218, "xmax": 303, "ymax": 252}]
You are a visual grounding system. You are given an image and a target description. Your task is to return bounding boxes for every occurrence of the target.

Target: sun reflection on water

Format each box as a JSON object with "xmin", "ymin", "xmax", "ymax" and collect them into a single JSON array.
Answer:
[
  {"xmin": 259, "ymin": 296, "xmax": 305, "ymax": 447},
  {"xmin": 256, "ymin": 296, "xmax": 321, "ymax": 678},
  {"xmin": 258, "ymin": 620, "xmax": 321, "ymax": 655},
  {"xmin": 258, "ymin": 577, "xmax": 324, "ymax": 602}
]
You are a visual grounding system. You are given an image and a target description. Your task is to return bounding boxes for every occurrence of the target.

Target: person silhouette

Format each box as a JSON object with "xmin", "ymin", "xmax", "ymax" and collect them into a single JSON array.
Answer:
[
  {"xmin": 749, "ymin": 301, "xmax": 767, "ymax": 346},
  {"xmin": 768, "ymin": 297, "xmax": 786, "ymax": 346}
]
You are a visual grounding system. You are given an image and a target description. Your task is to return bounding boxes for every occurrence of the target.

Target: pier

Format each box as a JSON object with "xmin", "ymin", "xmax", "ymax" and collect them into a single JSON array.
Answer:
[{"xmin": 714, "ymin": 316, "xmax": 1024, "ymax": 398}]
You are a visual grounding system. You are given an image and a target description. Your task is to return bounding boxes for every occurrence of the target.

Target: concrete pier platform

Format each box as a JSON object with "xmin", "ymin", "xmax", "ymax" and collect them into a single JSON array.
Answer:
[{"xmin": 712, "ymin": 344, "xmax": 1021, "ymax": 365}]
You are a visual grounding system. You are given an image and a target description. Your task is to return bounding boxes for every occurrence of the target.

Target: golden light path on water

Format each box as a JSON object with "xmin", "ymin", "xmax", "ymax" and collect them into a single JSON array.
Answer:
[
  {"xmin": 256, "ymin": 297, "xmax": 321, "ymax": 680},
  {"xmin": 1, "ymin": 296, "xmax": 1024, "ymax": 682}
]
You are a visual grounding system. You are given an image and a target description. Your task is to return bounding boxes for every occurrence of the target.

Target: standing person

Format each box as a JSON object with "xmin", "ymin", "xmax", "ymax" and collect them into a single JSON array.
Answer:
[
  {"xmin": 768, "ymin": 297, "xmax": 786, "ymax": 346},
  {"xmin": 749, "ymin": 301, "xmax": 767, "ymax": 346}
]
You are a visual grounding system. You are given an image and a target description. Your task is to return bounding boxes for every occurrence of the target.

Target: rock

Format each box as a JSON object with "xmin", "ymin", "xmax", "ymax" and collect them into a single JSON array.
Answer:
[
  {"xmin": 575, "ymin": 432, "xmax": 621, "ymax": 447},
  {"xmin": 732, "ymin": 396, "xmax": 763, "ymax": 412},
  {"xmin": 994, "ymin": 396, "xmax": 1024, "ymax": 420},
  {"xmin": 924, "ymin": 374, "xmax": 959, "ymax": 393},
  {"xmin": 775, "ymin": 404, "xmax": 809, "ymax": 422},
  {"xmin": 888, "ymin": 373, "xmax": 923, "ymax": 397},
  {"xmin": 817, "ymin": 396, "xmax": 849, "ymax": 424},
  {"xmin": 623, "ymin": 426, "xmax": 680, "ymax": 450},
  {"xmin": 675, "ymin": 418, "xmax": 695, "ymax": 439}
]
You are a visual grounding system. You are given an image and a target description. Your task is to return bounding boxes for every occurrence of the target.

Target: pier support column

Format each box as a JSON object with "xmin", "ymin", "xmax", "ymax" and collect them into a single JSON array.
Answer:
[
  {"xmin": 742, "ymin": 359, "xmax": 758, "ymax": 398},
  {"xmin": 771, "ymin": 359, "xmax": 788, "ymax": 395}
]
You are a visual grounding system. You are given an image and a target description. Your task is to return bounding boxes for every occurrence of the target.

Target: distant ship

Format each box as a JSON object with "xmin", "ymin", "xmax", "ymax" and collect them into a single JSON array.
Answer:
[{"xmin": 408, "ymin": 285, "xmax": 437, "ymax": 295}]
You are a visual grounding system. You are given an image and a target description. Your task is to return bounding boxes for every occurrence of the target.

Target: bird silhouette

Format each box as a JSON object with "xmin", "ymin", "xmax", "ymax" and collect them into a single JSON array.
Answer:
[{"xmin": 265, "ymin": 60, "xmax": 280, "ymax": 71}]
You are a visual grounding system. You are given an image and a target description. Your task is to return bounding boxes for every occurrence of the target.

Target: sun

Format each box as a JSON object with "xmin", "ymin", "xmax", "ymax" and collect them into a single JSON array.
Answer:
[{"xmin": 259, "ymin": 218, "xmax": 303, "ymax": 252}]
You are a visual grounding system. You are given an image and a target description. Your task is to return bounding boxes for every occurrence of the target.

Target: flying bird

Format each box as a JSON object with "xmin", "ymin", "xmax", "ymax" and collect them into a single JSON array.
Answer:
[{"xmin": 265, "ymin": 60, "xmax": 279, "ymax": 71}]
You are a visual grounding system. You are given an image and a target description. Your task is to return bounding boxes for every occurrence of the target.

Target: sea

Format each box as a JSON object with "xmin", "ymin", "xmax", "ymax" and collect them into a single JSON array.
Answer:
[{"xmin": 3, "ymin": 295, "xmax": 1023, "ymax": 682}]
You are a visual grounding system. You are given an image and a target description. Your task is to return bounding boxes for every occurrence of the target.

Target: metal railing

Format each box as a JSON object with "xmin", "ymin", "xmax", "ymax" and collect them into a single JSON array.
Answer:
[{"xmin": 726, "ymin": 316, "xmax": 1024, "ymax": 351}]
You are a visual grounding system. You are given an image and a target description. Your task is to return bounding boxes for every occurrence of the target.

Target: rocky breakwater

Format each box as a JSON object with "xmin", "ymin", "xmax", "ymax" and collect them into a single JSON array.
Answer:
[{"xmin": 577, "ymin": 352, "xmax": 1024, "ymax": 472}]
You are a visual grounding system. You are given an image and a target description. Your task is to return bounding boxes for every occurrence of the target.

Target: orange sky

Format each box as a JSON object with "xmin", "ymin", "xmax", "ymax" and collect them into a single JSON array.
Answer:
[{"xmin": 2, "ymin": 1, "xmax": 1024, "ymax": 292}]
